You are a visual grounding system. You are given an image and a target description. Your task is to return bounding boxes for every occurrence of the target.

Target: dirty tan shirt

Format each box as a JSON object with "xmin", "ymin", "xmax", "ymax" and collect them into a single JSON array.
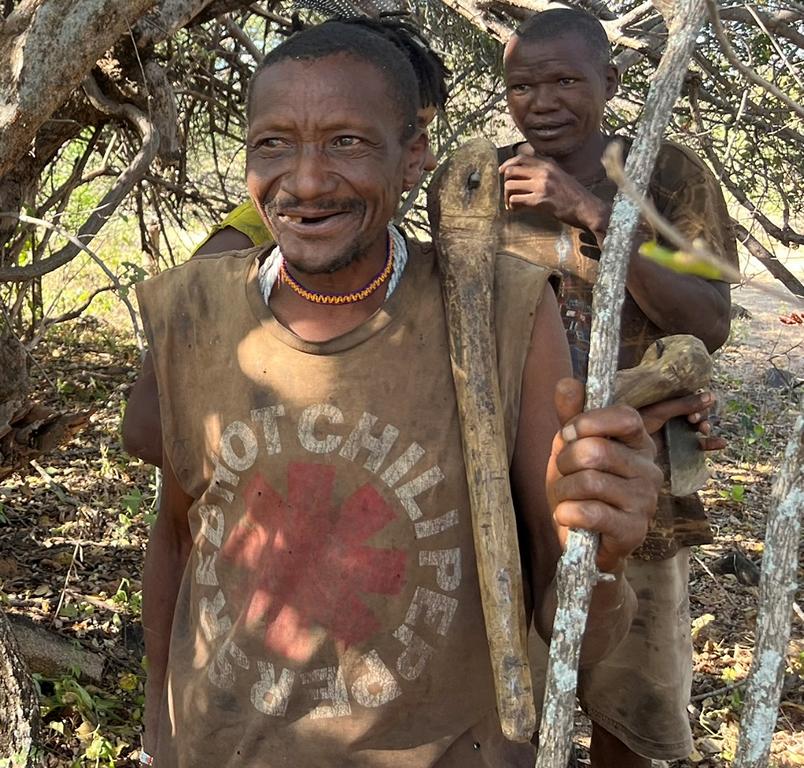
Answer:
[
  {"xmin": 137, "ymin": 242, "xmax": 553, "ymax": 768},
  {"xmin": 498, "ymin": 138, "xmax": 739, "ymax": 559}
]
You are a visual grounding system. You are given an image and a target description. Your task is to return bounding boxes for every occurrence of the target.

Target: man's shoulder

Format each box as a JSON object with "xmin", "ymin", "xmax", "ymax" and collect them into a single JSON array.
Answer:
[
  {"xmin": 409, "ymin": 237, "xmax": 556, "ymax": 291},
  {"xmin": 654, "ymin": 139, "xmax": 711, "ymax": 180},
  {"xmin": 136, "ymin": 246, "xmax": 264, "ymax": 309}
]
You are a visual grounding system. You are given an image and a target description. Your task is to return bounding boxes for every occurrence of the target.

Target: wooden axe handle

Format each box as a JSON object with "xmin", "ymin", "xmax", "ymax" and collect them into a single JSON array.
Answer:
[
  {"xmin": 614, "ymin": 334, "xmax": 712, "ymax": 409},
  {"xmin": 429, "ymin": 139, "xmax": 535, "ymax": 742}
]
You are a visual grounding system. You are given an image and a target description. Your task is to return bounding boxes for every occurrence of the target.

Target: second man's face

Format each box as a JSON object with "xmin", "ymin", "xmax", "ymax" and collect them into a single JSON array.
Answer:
[{"xmin": 504, "ymin": 33, "xmax": 617, "ymax": 161}]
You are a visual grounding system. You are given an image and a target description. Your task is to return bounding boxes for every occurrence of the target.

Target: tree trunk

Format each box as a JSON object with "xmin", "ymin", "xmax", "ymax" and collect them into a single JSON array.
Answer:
[
  {"xmin": 0, "ymin": 609, "xmax": 39, "ymax": 767},
  {"xmin": 733, "ymin": 412, "xmax": 804, "ymax": 768}
]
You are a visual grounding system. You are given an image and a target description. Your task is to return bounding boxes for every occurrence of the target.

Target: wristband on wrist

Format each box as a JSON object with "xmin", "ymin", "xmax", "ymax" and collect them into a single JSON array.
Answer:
[{"xmin": 139, "ymin": 748, "xmax": 154, "ymax": 766}]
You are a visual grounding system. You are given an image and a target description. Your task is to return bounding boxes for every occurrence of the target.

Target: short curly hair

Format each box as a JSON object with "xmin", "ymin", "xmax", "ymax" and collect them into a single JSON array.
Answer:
[{"xmin": 516, "ymin": 8, "xmax": 611, "ymax": 70}]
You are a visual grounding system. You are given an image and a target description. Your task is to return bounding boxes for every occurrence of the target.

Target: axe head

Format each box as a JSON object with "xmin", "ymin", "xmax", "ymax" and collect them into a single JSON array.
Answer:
[{"xmin": 665, "ymin": 416, "xmax": 710, "ymax": 496}]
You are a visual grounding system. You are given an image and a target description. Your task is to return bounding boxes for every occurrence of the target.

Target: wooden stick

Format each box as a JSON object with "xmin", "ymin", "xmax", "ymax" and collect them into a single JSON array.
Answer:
[
  {"xmin": 733, "ymin": 410, "xmax": 803, "ymax": 768},
  {"xmin": 431, "ymin": 137, "xmax": 536, "ymax": 742},
  {"xmin": 534, "ymin": 2, "xmax": 708, "ymax": 765}
]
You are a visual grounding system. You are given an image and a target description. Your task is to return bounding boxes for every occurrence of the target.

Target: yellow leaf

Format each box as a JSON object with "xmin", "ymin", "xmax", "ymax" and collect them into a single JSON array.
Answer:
[
  {"xmin": 119, "ymin": 672, "xmax": 139, "ymax": 692},
  {"xmin": 639, "ymin": 241, "xmax": 725, "ymax": 280}
]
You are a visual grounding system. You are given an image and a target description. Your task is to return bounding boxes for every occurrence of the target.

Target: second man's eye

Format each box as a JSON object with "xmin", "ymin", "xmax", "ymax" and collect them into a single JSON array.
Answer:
[{"xmin": 333, "ymin": 136, "xmax": 362, "ymax": 147}]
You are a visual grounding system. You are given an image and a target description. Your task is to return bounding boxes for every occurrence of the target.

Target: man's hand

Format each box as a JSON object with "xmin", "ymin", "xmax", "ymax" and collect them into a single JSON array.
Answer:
[
  {"xmin": 546, "ymin": 378, "xmax": 662, "ymax": 573},
  {"xmin": 639, "ymin": 390, "xmax": 727, "ymax": 453},
  {"xmin": 499, "ymin": 148, "xmax": 610, "ymax": 237}
]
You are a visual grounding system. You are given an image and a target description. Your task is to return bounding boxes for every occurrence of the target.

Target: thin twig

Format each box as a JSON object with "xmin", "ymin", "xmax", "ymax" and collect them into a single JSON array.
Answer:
[
  {"xmin": 705, "ymin": 0, "xmax": 804, "ymax": 120},
  {"xmin": 691, "ymin": 681, "xmax": 747, "ymax": 702},
  {"xmin": 692, "ymin": 553, "xmax": 737, "ymax": 608},
  {"xmin": 0, "ymin": 212, "xmax": 145, "ymax": 350},
  {"xmin": 28, "ymin": 460, "xmax": 80, "ymax": 507},
  {"xmin": 745, "ymin": 4, "xmax": 803, "ymax": 90},
  {"xmin": 51, "ymin": 540, "xmax": 81, "ymax": 628}
]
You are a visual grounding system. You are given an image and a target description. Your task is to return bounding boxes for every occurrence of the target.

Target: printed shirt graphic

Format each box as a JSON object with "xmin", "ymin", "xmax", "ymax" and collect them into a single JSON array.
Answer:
[
  {"xmin": 136, "ymin": 243, "xmax": 549, "ymax": 768},
  {"xmin": 221, "ymin": 464, "xmax": 407, "ymax": 661}
]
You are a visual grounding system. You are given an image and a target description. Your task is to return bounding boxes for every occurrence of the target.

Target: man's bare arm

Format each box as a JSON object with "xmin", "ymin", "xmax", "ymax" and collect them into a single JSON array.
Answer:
[
  {"xmin": 510, "ymin": 289, "xmax": 661, "ymax": 665},
  {"xmin": 121, "ymin": 226, "xmax": 256, "ymax": 465},
  {"xmin": 142, "ymin": 456, "xmax": 194, "ymax": 756},
  {"xmin": 625, "ymin": 258, "xmax": 730, "ymax": 352},
  {"xmin": 500, "ymin": 152, "xmax": 732, "ymax": 353}
]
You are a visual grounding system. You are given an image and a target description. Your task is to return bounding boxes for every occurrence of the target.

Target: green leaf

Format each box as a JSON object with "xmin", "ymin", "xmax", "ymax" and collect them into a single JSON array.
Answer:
[{"xmin": 639, "ymin": 241, "xmax": 725, "ymax": 280}]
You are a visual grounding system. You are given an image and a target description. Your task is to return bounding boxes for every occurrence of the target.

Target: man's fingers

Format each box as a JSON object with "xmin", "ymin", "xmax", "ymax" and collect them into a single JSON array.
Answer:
[
  {"xmin": 638, "ymin": 391, "xmax": 714, "ymax": 435},
  {"xmin": 553, "ymin": 499, "xmax": 651, "ymax": 570},
  {"xmin": 561, "ymin": 403, "xmax": 652, "ymax": 453},
  {"xmin": 554, "ymin": 435, "xmax": 660, "ymax": 480},
  {"xmin": 499, "ymin": 152, "xmax": 546, "ymax": 174}
]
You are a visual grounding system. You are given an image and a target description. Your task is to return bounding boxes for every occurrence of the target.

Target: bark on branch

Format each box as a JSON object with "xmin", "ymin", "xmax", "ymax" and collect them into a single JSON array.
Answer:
[
  {"xmin": 0, "ymin": 609, "xmax": 39, "ymax": 767},
  {"xmin": 0, "ymin": 0, "xmax": 158, "ymax": 178},
  {"xmin": 733, "ymin": 411, "xmax": 804, "ymax": 768},
  {"xmin": 133, "ymin": 0, "xmax": 219, "ymax": 48},
  {"xmin": 534, "ymin": 1, "xmax": 708, "ymax": 765}
]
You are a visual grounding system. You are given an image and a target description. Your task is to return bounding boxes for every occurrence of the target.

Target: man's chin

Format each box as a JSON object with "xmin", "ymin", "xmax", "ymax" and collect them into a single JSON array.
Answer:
[{"xmin": 278, "ymin": 238, "xmax": 363, "ymax": 277}]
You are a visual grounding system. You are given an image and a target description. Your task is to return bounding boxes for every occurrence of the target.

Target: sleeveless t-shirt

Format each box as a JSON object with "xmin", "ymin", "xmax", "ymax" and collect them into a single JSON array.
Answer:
[{"xmin": 137, "ymin": 241, "xmax": 554, "ymax": 767}]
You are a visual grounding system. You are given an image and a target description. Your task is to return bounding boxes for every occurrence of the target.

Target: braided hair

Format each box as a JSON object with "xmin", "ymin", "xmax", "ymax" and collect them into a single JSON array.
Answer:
[{"xmin": 289, "ymin": 3, "xmax": 450, "ymax": 110}]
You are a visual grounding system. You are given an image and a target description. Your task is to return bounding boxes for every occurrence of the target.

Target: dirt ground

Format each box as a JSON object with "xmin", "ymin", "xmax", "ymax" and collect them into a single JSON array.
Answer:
[{"xmin": 0, "ymin": 256, "xmax": 801, "ymax": 766}]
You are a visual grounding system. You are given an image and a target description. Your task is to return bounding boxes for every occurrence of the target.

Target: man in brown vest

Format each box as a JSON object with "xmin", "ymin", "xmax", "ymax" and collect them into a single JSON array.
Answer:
[
  {"xmin": 135, "ymin": 21, "xmax": 662, "ymax": 768},
  {"xmin": 498, "ymin": 9, "xmax": 738, "ymax": 767}
]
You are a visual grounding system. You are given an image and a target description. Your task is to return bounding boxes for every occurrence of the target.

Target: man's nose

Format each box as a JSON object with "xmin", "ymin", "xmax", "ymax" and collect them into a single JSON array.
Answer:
[
  {"xmin": 529, "ymin": 84, "xmax": 558, "ymax": 112},
  {"xmin": 280, "ymin": 146, "xmax": 338, "ymax": 200}
]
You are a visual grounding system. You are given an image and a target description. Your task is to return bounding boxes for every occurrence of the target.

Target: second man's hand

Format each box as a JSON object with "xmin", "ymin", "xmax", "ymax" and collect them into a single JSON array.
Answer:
[{"xmin": 499, "ymin": 147, "xmax": 611, "ymax": 241}]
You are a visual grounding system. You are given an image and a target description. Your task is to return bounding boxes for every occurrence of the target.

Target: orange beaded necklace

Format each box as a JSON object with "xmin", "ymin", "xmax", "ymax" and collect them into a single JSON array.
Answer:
[{"xmin": 278, "ymin": 235, "xmax": 395, "ymax": 305}]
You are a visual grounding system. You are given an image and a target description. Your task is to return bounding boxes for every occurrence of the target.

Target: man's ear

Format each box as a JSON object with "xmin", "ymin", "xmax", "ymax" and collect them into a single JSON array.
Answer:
[
  {"xmin": 605, "ymin": 64, "xmax": 619, "ymax": 101},
  {"xmin": 402, "ymin": 129, "xmax": 429, "ymax": 190}
]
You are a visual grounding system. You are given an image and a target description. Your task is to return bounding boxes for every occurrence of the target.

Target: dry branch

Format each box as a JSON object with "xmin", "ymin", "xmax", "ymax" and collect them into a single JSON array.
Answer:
[
  {"xmin": 535, "ymin": 1, "xmax": 708, "ymax": 765},
  {"xmin": 0, "ymin": 0, "xmax": 158, "ymax": 178},
  {"xmin": 0, "ymin": 76, "xmax": 159, "ymax": 285},
  {"xmin": 733, "ymin": 411, "xmax": 804, "ymax": 768},
  {"xmin": 705, "ymin": 0, "xmax": 804, "ymax": 120}
]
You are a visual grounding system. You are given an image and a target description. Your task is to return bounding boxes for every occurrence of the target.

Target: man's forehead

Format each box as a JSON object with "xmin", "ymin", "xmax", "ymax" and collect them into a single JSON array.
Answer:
[
  {"xmin": 505, "ymin": 31, "xmax": 590, "ymax": 64},
  {"xmin": 253, "ymin": 52, "xmax": 381, "ymax": 93}
]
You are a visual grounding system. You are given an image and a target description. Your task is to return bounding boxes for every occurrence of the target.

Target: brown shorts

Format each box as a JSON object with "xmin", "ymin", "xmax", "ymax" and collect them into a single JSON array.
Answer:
[{"xmin": 530, "ymin": 549, "xmax": 693, "ymax": 761}]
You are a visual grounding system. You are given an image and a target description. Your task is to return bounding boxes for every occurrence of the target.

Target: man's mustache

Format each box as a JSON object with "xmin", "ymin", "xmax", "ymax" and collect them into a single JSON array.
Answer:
[{"xmin": 264, "ymin": 197, "xmax": 365, "ymax": 217}]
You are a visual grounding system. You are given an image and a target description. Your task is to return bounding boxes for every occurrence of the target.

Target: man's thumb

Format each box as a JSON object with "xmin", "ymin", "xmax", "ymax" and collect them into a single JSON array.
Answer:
[{"xmin": 554, "ymin": 377, "xmax": 585, "ymax": 427}]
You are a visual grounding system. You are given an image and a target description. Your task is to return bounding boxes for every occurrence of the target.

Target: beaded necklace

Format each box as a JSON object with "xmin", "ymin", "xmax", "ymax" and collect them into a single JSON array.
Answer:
[
  {"xmin": 258, "ymin": 225, "xmax": 408, "ymax": 308},
  {"xmin": 278, "ymin": 234, "xmax": 394, "ymax": 305}
]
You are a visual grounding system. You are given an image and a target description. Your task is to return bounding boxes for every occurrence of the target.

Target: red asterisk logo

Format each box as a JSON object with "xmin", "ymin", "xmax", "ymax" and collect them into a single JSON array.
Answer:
[{"xmin": 220, "ymin": 462, "xmax": 407, "ymax": 662}]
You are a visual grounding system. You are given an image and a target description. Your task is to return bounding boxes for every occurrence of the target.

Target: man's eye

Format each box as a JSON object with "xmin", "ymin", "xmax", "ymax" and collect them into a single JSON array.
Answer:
[
  {"xmin": 256, "ymin": 138, "xmax": 289, "ymax": 149},
  {"xmin": 332, "ymin": 136, "xmax": 362, "ymax": 148},
  {"xmin": 509, "ymin": 84, "xmax": 530, "ymax": 94},
  {"xmin": 558, "ymin": 78, "xmax": 577, "ymax": 86}
]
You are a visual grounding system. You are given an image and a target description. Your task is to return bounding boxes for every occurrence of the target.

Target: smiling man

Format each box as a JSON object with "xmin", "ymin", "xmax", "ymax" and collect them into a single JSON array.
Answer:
[
  {"xmin": 497, "ymin": 9, "xmax": 739, "ymax": 768},
  {"xmin": 121, "ymin": 16, "xmax": 449, "ymax": 468},
  {"xmin": 135, "ymin": 22, "xmax": 662, "ymax": 768}
]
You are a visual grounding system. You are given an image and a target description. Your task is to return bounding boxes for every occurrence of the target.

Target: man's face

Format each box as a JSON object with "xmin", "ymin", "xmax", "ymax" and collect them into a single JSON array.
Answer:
[
  {"xmin": 247, "ymin": 54, "xmax": 425, "ymax": 275},
  {"xmin": 504, "ymin": 33, "xmax": 617, "ymax": 160}
]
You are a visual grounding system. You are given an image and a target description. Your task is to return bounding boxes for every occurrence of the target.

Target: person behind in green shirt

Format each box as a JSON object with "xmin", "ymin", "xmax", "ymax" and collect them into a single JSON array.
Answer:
[{"xmin": 122, "ymin": 15, "xmax": 448, "ymax": 465}]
